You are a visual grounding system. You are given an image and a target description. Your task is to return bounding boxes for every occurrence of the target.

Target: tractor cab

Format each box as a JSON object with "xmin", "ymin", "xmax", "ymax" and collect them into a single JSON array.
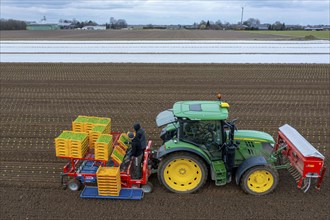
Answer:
[{"xmin": 156, "ymin": 100, "xmax": 230, "ymax": 159}]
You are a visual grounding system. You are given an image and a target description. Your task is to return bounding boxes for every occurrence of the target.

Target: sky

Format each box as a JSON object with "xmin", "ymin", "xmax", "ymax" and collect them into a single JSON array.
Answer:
[{"xmin": 1, "ymin": 0, "xmax": 329, "ymax": 25}]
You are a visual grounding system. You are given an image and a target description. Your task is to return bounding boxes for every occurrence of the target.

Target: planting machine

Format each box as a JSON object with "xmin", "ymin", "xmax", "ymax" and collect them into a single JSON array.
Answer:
[{"xmin": 58, "ymin": 95, "xmax": 326, "ymax": 200}]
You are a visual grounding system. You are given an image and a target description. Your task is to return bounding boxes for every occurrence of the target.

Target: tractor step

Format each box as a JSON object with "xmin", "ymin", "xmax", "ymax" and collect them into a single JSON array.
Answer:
[{"xmin": 211, "ymin": 160, "xmax": 227, "ymax": 186}]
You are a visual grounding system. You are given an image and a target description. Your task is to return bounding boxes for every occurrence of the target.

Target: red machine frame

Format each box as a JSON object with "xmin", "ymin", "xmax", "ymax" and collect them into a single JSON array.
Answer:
[
  {"xmin": 60, "ymin": 132, "xmax": 153, "ymax": 188},
  {"xmin": 275, "ymin": 130, "xmax": 326, "ymax": 189}
]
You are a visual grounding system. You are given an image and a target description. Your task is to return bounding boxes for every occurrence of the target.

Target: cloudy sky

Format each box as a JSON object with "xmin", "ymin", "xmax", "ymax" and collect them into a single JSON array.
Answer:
[{"xmin": 1, "ymin": 0, "xmax": 329, "ymax": 25}]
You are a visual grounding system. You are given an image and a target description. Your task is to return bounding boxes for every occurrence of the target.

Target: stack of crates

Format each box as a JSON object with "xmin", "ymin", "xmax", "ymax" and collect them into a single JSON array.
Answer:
[
  {"xmin": 55, "ymin": 131, "xmax": 72, "ymax": 157},
  {"xmin": 55, "ymin": 131, "xmax": 89, "ymax": 158},
  {"xmin": 117, "ymin": 133, "xmax": 130, "ymax": 151},
  {"xmin": 70, "ymin": 132, "xmax": 89, "ymax": 158},
  {"xmin": 95, "ymin": 134, "xmax": 113, "ymax": 161},
  {"xmin": 72, "ymin": 116, "xmax": 111, "ymax": 149},
  {"xmin": 97, "ymin": 118, "xmax": 111, "ymax": 134},
  {"xmin": 89, "ymin": 125, "xmax": 107, "ymax": 149},
  {"xmin": 72, "ymin": 116, "xmax": 111, "ymax": 133},
  {"xmin": 111, "ymin": 145, "xmax": 127, "ymax": 165},
  {"xmin": 83, "ymin": 117, "xmax": 101, "ymax": 133},
  {"xmin": 96, "ymin": 167, "xmax": 121, "ymax": 196},
  {"xmin": 72, "ymin": 116, "xmax": 87, "ymax": 132}
]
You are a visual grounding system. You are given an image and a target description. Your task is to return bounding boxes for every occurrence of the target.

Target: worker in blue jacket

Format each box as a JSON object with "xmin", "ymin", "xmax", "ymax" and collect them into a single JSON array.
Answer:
[{"xmin": 128, "ymin": 132, "xmax": 143, "ymax": 179}]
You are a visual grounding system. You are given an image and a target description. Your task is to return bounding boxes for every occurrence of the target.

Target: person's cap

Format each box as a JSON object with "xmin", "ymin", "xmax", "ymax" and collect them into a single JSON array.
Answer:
[
  {"xmin": 133, "ymin": 123, "xmax": 141, "ymax": 131},
  {"xmin": 128, "ymin": 132, "xmax": 135, "ymax": 139}
]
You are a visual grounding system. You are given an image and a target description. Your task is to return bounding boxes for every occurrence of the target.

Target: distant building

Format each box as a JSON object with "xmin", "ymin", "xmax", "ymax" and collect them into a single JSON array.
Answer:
[
  {"xmin": 58, "ymin": 22, "xmax": 74, "ymax": 29},
  {"xmin": 256, "ymin": 24, "xmax": 269, "ymax": 30},
  {"xmin": 167, "ymin": 25, "xmax": 181, "ymax": 30},
  {"xmin": 183, "ymin": 25, "xmax": 197, "ymax": 30},
  {"xmin": 82, "ymin": 26, "xmax": 106, "ymax": 30},
  {"xmin": 323, "ymin": 25, "xmax": 330, "ymax": 31},
  {"xmin": 26, "ymin": 23, "xmax": 59, "ymax": 30},
  {"xmin": 232, "ymin": 24, "xmax": 248, "ymax": 30},
  {"xmin": 143, "ymin": 25, "xmax": 167, "ymax": 29},
  {"xmin": 286, "ymin": 25, "xmax": 304, "ymax": 30},
  {"xmin": 304, "ymin": 27, "xmax": 324, "ymax": 31},
  {"xmin": 130, "ymin": 25, "xmax": 144, "ymax": 30}
]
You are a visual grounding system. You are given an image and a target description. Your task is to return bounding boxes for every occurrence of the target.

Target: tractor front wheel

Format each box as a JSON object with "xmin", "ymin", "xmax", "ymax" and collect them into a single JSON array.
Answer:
[
  {"xmin": 158, "ymin": 152, "xmax": 208, "ymax": 194},
  {"xmin": 240, "ymin": 165, "xmax": 279, "ymax": 196}
]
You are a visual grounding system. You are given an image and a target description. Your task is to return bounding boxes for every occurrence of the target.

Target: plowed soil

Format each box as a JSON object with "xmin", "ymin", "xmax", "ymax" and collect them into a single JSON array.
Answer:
[
  {"xmin": 1, "ymin": 63, "xmax": 329, "ymax": 219},
  {"xmin": 0, "ymin": 29, "xmax": 292, "ymax": 40}
]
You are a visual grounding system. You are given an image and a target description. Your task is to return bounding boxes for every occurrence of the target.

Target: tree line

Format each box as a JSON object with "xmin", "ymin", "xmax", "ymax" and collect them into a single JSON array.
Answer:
[
  {"xmin": 190, "ymin": 18, "xmax": 289, "ymax": 30},
  {"xmin": 0, "ymin": 19, "xmax": 26, "ymax": 30},
  {"xmin": 0, "ymin": 17, "xmax": 306, "ymax": 31},
  {"xmin": 58, "ymin": 17, "xmax": 127, "ymax": 29},
  {"xmin": 59, "ymin": 19, "xmax": 98, "ymax": 29}
]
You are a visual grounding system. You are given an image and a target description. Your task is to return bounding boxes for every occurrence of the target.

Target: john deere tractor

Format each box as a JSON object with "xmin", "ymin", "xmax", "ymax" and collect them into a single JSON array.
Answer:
[{"xmin": 155, "ymin": 95, "xmax": 325, "ymax": 195}]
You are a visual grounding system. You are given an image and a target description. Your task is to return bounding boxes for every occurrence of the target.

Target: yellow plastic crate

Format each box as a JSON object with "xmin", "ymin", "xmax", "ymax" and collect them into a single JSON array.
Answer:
[
  {"xmin": 55, "ymin": 131, "xmax": 89, "ymax": 158},
  {"xmin": 72, "ymin": 116, "xmax": 111, "ymax": 134},
  {"xmin": 89, "ymin": 125, "xmax": 107, "ymax": 149},
  {"xmin": 117, "ymin": 133, "xmax": 129, "ymax": 151},
  {"xmin": 70, "ymin": 145, "xmax": 88, "ymax": 158},
  {"xmin": 97, "ymin": 118, "xmax": 111, "ymax": 134},
  {"xmin": 95, "ymin": 134, "xmax": 113, "ymax": 161},
  {"xmin": 96, "ymin": 166, "xmax": 120, "ymax": 177},
  {"xmin": 111, "ymin": 154, "xmax": 123, "ymax": 165},
  {"xmin": 55, "ymin": 131, "xmax": 73, "ymax": 157},
  {"xmin": 110, "ymin": 145, "xmax": 128, "ymax": 165},
  {"xmin": 72, "ymin": 116, "xmax": 88, "ymax": 132},
  {"xmin": 115, "ymin": 145, "xmax": 126, "ymax": 156},
  {"xmin": 96, "ymin": 167, "xmax": 121, "ymax": 196},
  {"xmin": 69, "ymin": 132, "xmax": 89, "ymax": 158},
  {"xmin": 83, "ymin": 116, "xmax": 99, "ymax": 133}
]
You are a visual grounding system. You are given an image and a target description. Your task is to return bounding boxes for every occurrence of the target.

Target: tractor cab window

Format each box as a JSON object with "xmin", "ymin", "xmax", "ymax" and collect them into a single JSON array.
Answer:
[{"xmin": 180, "ymin": 120, "xmax": 222, "ymax": 156}]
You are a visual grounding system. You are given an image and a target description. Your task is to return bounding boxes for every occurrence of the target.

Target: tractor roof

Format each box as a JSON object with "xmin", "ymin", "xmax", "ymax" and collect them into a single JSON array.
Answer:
[{"xmin": 173, "ymin": 101, "xmax": 229, "ymax": 120}]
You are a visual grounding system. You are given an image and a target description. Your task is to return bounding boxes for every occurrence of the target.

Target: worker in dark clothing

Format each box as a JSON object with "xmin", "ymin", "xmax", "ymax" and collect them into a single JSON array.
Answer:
[
  {"xmin": 128, "ymin": 132, "xmax": 143, "ymax": 179},
  {"xmin": 133, "ymin": 123, "xmax": 147, "ymax": 151}
]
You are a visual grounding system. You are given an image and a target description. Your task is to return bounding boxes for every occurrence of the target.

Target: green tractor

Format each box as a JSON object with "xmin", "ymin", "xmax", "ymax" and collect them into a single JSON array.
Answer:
[{"xmin": 155, "ymin": 95, "xmax": 326, "ymax": 195}]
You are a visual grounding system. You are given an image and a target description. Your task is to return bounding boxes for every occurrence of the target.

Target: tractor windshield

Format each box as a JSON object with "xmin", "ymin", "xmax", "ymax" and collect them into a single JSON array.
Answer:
[
  {"xmin": 180, "ymin": 120, "xmax": 223, "ymax": 157},
  {"xmin": 156, "ymin": 109, "xmax": 176, "ymax": 127}
]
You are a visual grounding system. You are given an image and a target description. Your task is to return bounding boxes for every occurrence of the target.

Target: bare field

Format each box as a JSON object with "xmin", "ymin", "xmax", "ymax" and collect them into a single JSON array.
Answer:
[
  {"xmin": 0, "ymin": 29, "xmax": 293, "ymax": 40},
  {"xmin": 248, "ymin": 30, "xmax": 330, "ymax": 40},
  {"xmin": 0, "ymin": 63, "xmax": 329, "ymax": 219}
]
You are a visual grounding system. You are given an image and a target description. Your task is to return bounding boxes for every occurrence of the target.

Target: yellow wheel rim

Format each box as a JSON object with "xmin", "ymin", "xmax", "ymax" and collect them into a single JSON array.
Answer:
[
  {"xmin": 247, "ymin": 170, "xmax": 274, "ymax": 193},
  {"xmin": 164, "ymin": 158, "xmax": 202, "ymax": 192}
]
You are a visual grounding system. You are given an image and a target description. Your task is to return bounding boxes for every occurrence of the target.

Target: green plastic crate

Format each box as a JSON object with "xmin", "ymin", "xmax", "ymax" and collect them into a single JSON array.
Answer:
[
  {"xmin": 74, "ymin": 116, "xmax": 89, "ymax": 123},
  {"xmin": 92, "ymin": 125, "xmax": 106, "ymax": 133},
  {"xmin": 57, "ymin": 131, "xmax": 73, "ymax": 139},
  {"xmin": 88, "ymin": 117, "xmax": 100, "ymax": 124},
  {"xmin": 113, "ymin": 150, "xmax": 124, "ymax": 161},
  {"xmin": 97, "ymin": 118, "xmax": 111, "ymax": 125},
  {"xmin": 71, "ymin": 132, "xmax": 88, "ymax": 141},
  {"xmin": 96, "ymin": 134, "xmax": 113, "ymax": 143}
]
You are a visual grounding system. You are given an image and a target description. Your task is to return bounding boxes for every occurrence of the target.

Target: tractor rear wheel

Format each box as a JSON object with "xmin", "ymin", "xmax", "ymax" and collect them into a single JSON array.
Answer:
[
  {"xmin": 240, "ymin": 165, "xmax": 279, "ymax": 196},
  {"xmin": 158, "ymin": 152, "xmax": 208, "ymax": 194}
]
